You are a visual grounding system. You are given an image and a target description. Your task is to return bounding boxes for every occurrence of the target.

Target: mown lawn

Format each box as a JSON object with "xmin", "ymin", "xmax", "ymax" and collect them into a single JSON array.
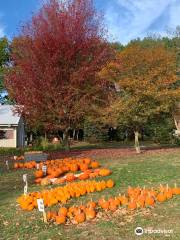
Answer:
[{"xmin": 0, "ymin": 149, "xmax": 180, "ymax": 240}]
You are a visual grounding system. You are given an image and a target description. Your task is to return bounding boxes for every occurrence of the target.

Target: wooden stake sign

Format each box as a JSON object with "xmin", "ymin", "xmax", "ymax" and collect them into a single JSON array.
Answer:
[
  {"xmin": 42, "ymin": 165, "xmax": 47, "ymax": 176},
  {"xmin": 23, "ymin": 174, "xmax": 27, "ymax": 183},
  {"xmin": 5, "ymin": 160, "xmax": 9, "ymax": 170},
  {"xmin": 24, "ymin": 184, "xmax": 28, "ymax": 195},
  {"xmin": 37, "ymin": 199, "xmax": 47, "ymax": 223},
  {"xmin": 36, "ymin": 163, "xmax": 40, "ymax": 170},
  {"xmin": 23, "ymin": 174, "xmax": 28, "ymax": 195}
]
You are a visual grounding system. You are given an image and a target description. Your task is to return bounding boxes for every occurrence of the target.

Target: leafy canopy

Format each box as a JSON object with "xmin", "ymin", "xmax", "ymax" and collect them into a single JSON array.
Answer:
[{"xmin": 100, "ymin": 43, "xmax": 180, "ymax": 131}]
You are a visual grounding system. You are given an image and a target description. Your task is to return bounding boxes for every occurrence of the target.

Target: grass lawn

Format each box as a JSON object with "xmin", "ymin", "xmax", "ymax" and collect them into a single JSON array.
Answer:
[{"xmin": 0, "ymin": 148, "xmax": 180, "ymax": 240}]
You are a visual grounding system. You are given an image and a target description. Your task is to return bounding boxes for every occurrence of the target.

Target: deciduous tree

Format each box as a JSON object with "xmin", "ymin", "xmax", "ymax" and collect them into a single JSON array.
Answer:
[
  {"xmin": 100, "ymin": 44, "xmax": 180, "ymax": 153},
  {"xmin": 5, "ymin": 0, "xmax": 112, "ymax": 149}
]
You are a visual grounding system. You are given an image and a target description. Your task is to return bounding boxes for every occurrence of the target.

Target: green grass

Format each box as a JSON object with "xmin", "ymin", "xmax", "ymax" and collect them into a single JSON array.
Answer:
[{"xmin": 0, "ymin": 150, "xmax": 180, "ymax": 240}]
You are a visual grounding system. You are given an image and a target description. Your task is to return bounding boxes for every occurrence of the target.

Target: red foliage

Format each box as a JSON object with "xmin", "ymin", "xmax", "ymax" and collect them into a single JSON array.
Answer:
[{"xmin": 6, "ymin": 0, "xmax": 112, "ymax": 131}]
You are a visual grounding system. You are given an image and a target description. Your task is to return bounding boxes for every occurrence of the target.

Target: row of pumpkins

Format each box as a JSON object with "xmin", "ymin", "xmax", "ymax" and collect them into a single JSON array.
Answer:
[
  {"xmin": 35, "ymin": 168, "xmax": 112, "ymax": 185},
  {"xmin": 32, "ymin": 158, "xmax": 111, "ymax": 185},
  {"xmin": 47, "ymin": 184, "xmax": 180, "ymax": 225},
  {"xmin": 14, "ymin": 157, "xmax": 99, "ymax": 171},
  {"xmin": 17, "ymin": 179, "xmax": 115, "ymax": 211}
]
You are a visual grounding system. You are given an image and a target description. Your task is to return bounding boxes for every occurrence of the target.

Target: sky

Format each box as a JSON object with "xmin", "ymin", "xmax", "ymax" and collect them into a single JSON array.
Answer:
[{"xmin": 0, "ymin": 0, "xmax": 180, "ymax": 44}]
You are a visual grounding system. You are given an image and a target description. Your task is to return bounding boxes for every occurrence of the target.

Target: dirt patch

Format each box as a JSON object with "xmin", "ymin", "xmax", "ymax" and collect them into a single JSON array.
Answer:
[{"xmin": 47, "ymin": 147, "xmax": 180, "ymax": 160}]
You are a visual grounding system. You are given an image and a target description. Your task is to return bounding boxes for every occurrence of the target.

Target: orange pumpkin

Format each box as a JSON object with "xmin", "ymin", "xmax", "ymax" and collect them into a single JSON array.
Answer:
[
  {"xmin": 80, "ymin": 163, "xmax": 89, "ymax": 172},
  {"xmin": 106, "ymin": 179, "xmax": 114, "ymax": 188},
  {"xmin": 66, "ymin": 173, "xmax": 76, "ymax": 182},
  {"xmin": 58, "ymin": 207, "xmax": 68, "ymax": 217},
  {"xmin": 156, "ymin": 193, "xmax": 166, "ymax": 202},
  {"xmin": 87, "ymin": 201, "xmax": 96, "ymax": 209},
  {"xmin": 34, "ymin": 170, "xmax": 43, "ymax": 178},
  {"xmin": 14, "ymin": 163, "xmax": 19, "ymax": 169},
  {"xmin": 79, "ymin": 173, "xmax": 89, "ymax": 180},
  {"xmin": 128, "ymin": 199, "xmax": 137, "ymax": 210},
  {"xmin": 70, "ymin": 164, "xmax": 78, "ymax": 172},
  {"xmin": 74, "ymin": 210, "xmax": 86, "ymax": 224},
  {"xmin": 55, "ymin": 214, "xmax": 66, "ymax": 224},
  {"xmin": 85, "ymin": 207, "xmax": 96, "ymax": 219},
  {"xmin": 91, "ymin": 161, "xmax": 99, "ymax": 169},
  {"xmin": 145, "ymin": 195, "xmax": 155, "ymax": 207},
  {"xmin": 99, "ymin": 168, "xmax": 111, "ymax": 177}
]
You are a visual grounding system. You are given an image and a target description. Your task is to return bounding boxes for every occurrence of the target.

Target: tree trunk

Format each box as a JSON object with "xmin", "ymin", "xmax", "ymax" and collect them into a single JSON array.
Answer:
[
  {"xmin": 30, "ymin": 133, "xmax": 33, "ymax": 143},
  {"xmin": 73, "ymin": 129, "xmax": 76, "ymax": 140},
  {"xmin": 134, "ymin": 131, "xmax": 141, "ymax": 154},
  {"xmin": 63, "ymin": 128, "xmax": 70, "ymax": 151},
  {"xmin": 77, "ymin": 129, "xmax": 79, "ymax": 141}
]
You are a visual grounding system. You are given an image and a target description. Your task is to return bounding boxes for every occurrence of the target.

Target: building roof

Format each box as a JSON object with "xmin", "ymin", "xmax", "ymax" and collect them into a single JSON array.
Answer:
[{"xmin": 0, "ymin": 105, "xmax": 21, "ymax": 126}]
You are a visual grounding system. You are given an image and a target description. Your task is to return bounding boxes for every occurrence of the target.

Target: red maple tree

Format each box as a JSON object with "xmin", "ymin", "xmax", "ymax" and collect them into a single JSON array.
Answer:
[{"xmin": 6, "ymin": 0, "xmax": 112, "ymax": 148}]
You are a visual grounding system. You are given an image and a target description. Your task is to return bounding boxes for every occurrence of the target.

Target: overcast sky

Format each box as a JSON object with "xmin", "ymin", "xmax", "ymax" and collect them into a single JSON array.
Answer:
[{"xmin": 0, "ymin": 0, "xmax": 180, "ymax": 44}]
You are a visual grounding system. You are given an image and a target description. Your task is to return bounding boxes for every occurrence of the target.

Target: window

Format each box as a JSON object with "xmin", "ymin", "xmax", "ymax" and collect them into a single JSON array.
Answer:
[
  {"xmin": 0, "ymin": 130, "xmax": 14, "ymax": 139},
  {"xmin": 0, "ymin": 130, "xmax": 6, "ymax": 139}
]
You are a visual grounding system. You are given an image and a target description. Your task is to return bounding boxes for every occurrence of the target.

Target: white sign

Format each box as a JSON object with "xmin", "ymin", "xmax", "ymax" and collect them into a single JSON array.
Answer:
[
  {"xmin": 37, "ymin": 199, "xmax": 45, "ymax": 212},
  {"xmin": 36, "ymin": 163, "xmax": 40, "ymax": 170},
  {"xmin": 5, "ymin": 160, "xmax": 9, "ymax": 170},
  {"xmin": 23, "ymin": 174, "xmax": 27, "ymax": 183},
  {"xmin": 42, "ymin": 165, "xmax": 47, "ymax": 176},
  {"xmin": 24, "ymin": 184, "xmax": 28, "ymax": 195}
]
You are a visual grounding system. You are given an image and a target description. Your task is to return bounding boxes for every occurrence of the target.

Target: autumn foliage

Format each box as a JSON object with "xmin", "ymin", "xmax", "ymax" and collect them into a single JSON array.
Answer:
[
  {"xmin": 100, "ymin": 44, "xmax": 180, "ymax": 152},
  {"xmin": 5, "ymin": 0, "xmax": 112, "ymax": 145}
]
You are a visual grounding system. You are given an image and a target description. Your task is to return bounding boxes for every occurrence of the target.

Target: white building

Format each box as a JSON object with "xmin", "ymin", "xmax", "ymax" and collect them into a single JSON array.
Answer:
[{"xmin": 0, "ymin": 105, "xmax": 25, "ymax": 148}]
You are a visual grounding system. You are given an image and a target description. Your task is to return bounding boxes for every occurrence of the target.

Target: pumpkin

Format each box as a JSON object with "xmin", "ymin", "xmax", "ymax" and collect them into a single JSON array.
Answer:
[
  {"xmin": 165, "ymin": 190, "xmax": 173, "ymax": 199},
  {"xmin": 34, "ymin": 170, "xmax": 43, "ymax": 178},
  {"xmin": 14, "ymin": 163, "xmax": 19, "ymax": 169},
  {"xmin": 119, "ymin": 195, "xmax": 128, "ymax": 205},
  {"xmin": 70, "ymin": 164, "xmax": 78, "ymax": 172},
  {"xmin": 99, "ymin": 168, "xmax": 111, "ymax": 177},
  {"xmin": 128, "ymin": 199, "xmax": 137, "ymax": 210},
  {"xmin": 55, "ymin": 214, "xmax": 66, "ymax": 224},
  {"xmin": 58, "ymin": 207, "xmax": 68, "ymax": 217},
  {"xmin": 91, "ymin": 161, "xmax": 99, "ymax": 169},
  {"xmin": 172, "ymin": 183, "xmax": 180, "ymax": 195},
  {"xmin": 145, "ymin": 195, "xmax": 155, "ymax": 207},
  {"xmin": 109, "ymin": 202, "xmax": 117, "ymax": 211},
  {"xmin": 89, "ymin": 172, "xmax": 98, "ymax": 178},
  {"xmin": 47, "ymin": 211, "xmax": 57, "ymax": 221},
  {"xmin": 106, "ymin": 179, "xmax": 114, "ymax": 188},
  {"xmin": 100, "ymin": 200, "xmax": 109, "ymax": 210},
  {"xmin": 74, "ymin": 210, "xmax": 86, "ymax": 224},
  {"xmin": 41, "ymin": 178, "xmax": 51, "ymax": 186},
  {"xmin": 79, "ymin": 173, "xmax": 89, "ymax": 180},
  {"xmin": 87, "ymin": 200, "xmax": 96, "ymax": 209},
  {"xmin": 54, "ymin": 178, "xmax": 66, "ymax": 184},
  {"xmin": 80, "ymin": 163, "xmax": 89, "ymax": 172},
  {"xmin": 156, "ymin": 193, "xmax": 166, "ymax": 202},
  {"xmin": 66, "ymin": 173, "xmax": 76, "ymax": 182},
  {"xmin": 165, "ymin": 185, "xmax": 173, "ymax": 199},
  {"xmin": 85, "ymin": 207, "xmax": 96, "ymax": 220},
  {"xmin": 137, "ymin": 194, "xmax": 145, "ymax": 208},
  {"xmin": 114, "ymin": 197, "xmax": 120, "ymax": 206}
]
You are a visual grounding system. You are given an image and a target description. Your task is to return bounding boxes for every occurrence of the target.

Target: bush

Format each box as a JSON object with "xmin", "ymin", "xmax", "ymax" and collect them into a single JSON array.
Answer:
[
  {"xmin": 144, "ymin": 115, "xmax": 177, "ymax": 144},
  {"xmin": 84, "ymin": 119, "xmax": 109, "ymax": 143}
]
